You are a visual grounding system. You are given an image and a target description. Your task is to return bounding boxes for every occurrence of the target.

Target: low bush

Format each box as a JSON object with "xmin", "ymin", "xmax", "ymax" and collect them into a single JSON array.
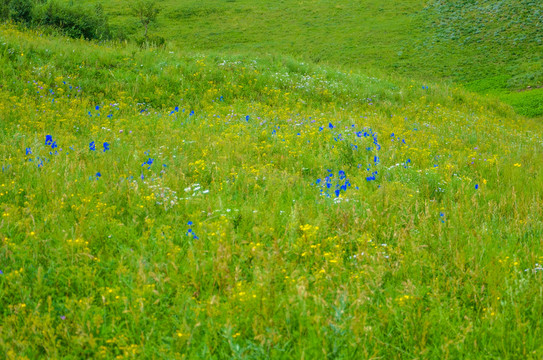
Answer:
[
  {"xmin": 1, "ymin": 0, "xmax": 110, "ymax": 40},
  {"xmin": 0, "ymin": 0, "xmax": 35, "ymax": 23},
  {"xmin": 32, "ymin": 1, "xmax": 110, "ymax": 40}
]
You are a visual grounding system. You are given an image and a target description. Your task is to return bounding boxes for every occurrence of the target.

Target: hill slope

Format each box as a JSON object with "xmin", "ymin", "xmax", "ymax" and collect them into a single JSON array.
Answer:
[
  {"xmin": 69, "ymin": 0, "xmax": 543, "ymax": 117},
  {"xmin": 1, "ymin": 26, "xmax": 543, "ymax": 358}
]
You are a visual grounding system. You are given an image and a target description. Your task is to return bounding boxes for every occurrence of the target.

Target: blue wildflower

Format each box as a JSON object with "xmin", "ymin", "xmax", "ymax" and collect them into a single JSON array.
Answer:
[
  {"xmin": 25, "ymin": 148, "xmax": 32, "ymax": 155},
  {"xmin": 246, "ymin": 115, "xmax": 250, "ymax": 121},
  {"xmin": 103, "ymin": 142, "xmax": 110, "ymax": 152},
  {"xmin": 89, "ymin": 141, "xmax": 96, "ymax": 151},
  {"xmin": 95, "ymin": 105, "xmax": 100, "ymax": 110},
  {"xmin": 328, "ymin": 122, "xmax": 334, "ymax": 129},
  {"xmin": 475, "ymin": 184, "xmax": 479, "ymax": 189},
  {"xmin": 45, "ymin": 135, "xmax": 53, "ymax": 146},
  {"xmin": 142, "ymin": 158, "xmax": 154, "ymax": 168},
  {"xmin": 96, "ymin": 172, "xmax": 101, "ymax": 178}
]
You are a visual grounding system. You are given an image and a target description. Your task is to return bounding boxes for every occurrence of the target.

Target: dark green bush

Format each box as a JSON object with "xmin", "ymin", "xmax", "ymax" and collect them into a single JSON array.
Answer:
[
  {"xmin": 32, "ymin": 1, "xmax": 110, "ymax": 40},
  {"xmin": 0, "ymin": 0, "xmax": 10, "ymax": 20},
  {"xmin": 2, "ymin": 0, "xmax": 34, "ymax": 23}
]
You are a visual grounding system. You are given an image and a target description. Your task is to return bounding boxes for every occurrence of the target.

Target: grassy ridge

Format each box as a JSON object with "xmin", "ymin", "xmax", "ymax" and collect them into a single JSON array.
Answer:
[
  {"xmin": 421, "ymin": 0, "xmax": 543, "ymax": 117},
  {"xmin": 1, "ymin": 25, "xmax": 543, "ymax": 358},
  {"xmin": 66, "ymin": 0, "xmax": 543, "ymax": 117}
]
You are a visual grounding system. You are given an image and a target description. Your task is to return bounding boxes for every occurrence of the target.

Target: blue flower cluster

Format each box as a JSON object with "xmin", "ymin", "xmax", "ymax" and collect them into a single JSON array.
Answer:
[
  {"xmin": 170, "ymin": 106, "xmax": 180, "ymax": 115},
  {"xmin": 90, "ymin": 141, "xmax": 110, "ymax": 152},
  {"xmin": 142, "ymin": 158, "xmax": 154, "ymax": 170},
  {"xmin": 315, "ymin": 169, "xmax": 353, "ymax": 198},
  {"xmin": 186, "ymin": 221, "xmax": 199, "ymax": 240}
]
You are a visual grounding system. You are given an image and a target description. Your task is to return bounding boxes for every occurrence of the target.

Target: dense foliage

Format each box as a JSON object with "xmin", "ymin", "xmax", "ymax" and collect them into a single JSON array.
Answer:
[{"xmin": 0, "ymin": 0, "xmax": 110, "ymax": 39}]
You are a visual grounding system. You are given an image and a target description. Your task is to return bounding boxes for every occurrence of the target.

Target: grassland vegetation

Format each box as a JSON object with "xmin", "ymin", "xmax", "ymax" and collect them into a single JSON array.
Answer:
[
  {"xmin": 59, "ymin": 0, "xmax": 542, "ymax": 117},
  {"xmin": 3, "ymin": 0, "xmax": 542, "ymax": 115},
  {"xmin": 1, "ymin": 23, "xmax": 543, "ymax": 358}
]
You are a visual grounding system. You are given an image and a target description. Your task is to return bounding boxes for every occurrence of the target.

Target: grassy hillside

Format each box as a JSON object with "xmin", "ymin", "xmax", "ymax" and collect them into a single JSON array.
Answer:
[
  {"xmin": 67, "ymin": 0, "xmax": 543, "ymax": 117},
  {"xmin": 1, "ymin": 25, "xmax": 543, "ymax": 358}
]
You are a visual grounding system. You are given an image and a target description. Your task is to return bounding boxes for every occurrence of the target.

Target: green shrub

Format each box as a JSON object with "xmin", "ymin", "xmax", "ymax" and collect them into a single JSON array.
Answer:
[
  {"xmin": 8, "ymin": 0, "xmax": 34, "ymax": 23},
  {"xmin": 1, "ymin": 0, "xmax": 111, "ymax": 40},
  {"xmin": 32, "ymin": 1, "xmax": 110, "ymax": 40},
  {"xmin": 0, "ymin": 0, "xmax": 10, "ymax": 20}
]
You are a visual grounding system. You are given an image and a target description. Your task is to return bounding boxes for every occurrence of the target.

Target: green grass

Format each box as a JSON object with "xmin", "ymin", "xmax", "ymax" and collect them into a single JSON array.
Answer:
[
  {"xmin": 1, "ymin": 24, "xmax": 543, "ymax": 358},
  {"xmin": 61, "ymin": 0, "xmax": 543, "ymax": 117}
]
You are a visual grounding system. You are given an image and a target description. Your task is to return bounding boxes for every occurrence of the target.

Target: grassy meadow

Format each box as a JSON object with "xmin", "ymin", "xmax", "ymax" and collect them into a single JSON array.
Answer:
[
  {"xmin": 69, "ymin": 0, "xmax": 543, "ymax": 117},
  {"xmin": 0, "ymin": 1, "xmax": 543, "ymax": 359}
]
